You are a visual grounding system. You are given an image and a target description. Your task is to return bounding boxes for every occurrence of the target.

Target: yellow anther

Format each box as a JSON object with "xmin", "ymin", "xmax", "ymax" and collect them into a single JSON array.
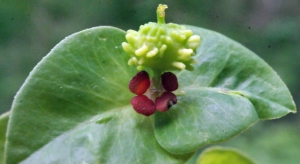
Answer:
[
  {"xmin": 128, "ymin": 57, "xmax": 138, "ymax": 65},
  {"xmin": 182, "ymin": 30, "xmax": 193, "ymax": 38},
  {"xmin": 172, "ymin": 62, "xmax": 186, "ymax": 70},
  {"xmin": 146, "ymin": 48, "xmax": 158, "ymax": 58},
  {"xmin": 135, "ymin": 44, "xmax": 148, "ymax": 56},
  {"xmin": 138, "ymin": 58, "xmax": 145, "ymax": 64},
  {"xmin": 122, "ymin": 42, "xmax": 134, "ymax": 53},
  {"xmin": 178, "ymin": 49, "xmax": 193, "ymax": 56},
  {"xmin": 126, "ymin": 34, "xmax": 137, "ymax": 43},
  {"xmin": 178, "ymin": 49, "xmax": 193, "ymax": 61},
  {"xmin": 127, "ymin": 30, "xmax": 138, "ymax": 36},
  {"xmin": 159, "ymin": 45, "xmax": 167, "ymax": 56},
  {"xmin": 170, "ymin": 31, "xmax": 186, "ymax": 41},
  {"xmin": 164, "ymin": 36, "xmax": 173, "ymax": 45}
]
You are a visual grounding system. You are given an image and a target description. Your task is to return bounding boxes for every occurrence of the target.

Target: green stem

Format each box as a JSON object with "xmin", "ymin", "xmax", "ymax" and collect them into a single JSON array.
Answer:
[
  {"xmin": 157, "ymin": 4, "xmax": 167, "ymax": 24},
  {"xmin": 152, "ymin": 70, "xmax": 162, "ymax": 88},
  {"xmin": 146, "ymin": 69, "xmax": 163, "ymax": 100}
]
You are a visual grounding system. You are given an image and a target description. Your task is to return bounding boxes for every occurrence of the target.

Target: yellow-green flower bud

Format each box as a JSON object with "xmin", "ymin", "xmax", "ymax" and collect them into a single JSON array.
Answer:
[{"xmin": 122, "ymin": 4, "xmax": 201, "ymax": 72}]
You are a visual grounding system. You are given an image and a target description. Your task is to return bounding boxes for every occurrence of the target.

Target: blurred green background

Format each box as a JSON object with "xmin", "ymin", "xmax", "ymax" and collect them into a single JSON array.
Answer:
[{"xmin": 1, "ymin": 0, "xmax": 299, "ymax": 163}]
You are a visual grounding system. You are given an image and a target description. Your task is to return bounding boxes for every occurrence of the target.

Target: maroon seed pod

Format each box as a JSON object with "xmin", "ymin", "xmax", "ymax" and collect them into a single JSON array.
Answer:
[
  {"xmin": 155, "ymin": 92, "xmax": 177, "ymax": 112},
  {"xmin": 131, "ymin": 95, "xmax": 156, "ymax": 116},
  {"xmin": 129, "ymin": 71, "xmax": 150, "ymax": 95},
  {"xmin": 161, "ymin": 72, "xmax": 178, "ymax": 92}
]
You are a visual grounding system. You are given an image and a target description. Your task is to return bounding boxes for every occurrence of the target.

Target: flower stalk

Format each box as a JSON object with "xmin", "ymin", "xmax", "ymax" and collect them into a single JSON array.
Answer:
[{"xmin": 157, "ymin": 4, "xmax": 168, "ymax": 24}]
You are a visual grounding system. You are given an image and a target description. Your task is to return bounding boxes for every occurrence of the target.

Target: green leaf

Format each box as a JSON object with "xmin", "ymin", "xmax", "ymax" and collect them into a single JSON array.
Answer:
[
  {"xmin": 196, "ymin": 146, "xmax": 255, "ymax": 164},
  {"xmin": 5, "ymin": 25, "xmax": 296, "ymax": 163},
  {"xmin": 16, "ymin": 107, "xmax": 191, "ymax": 164},
  {"xmin": 0, "ymin": 111, "xmax": 9, "ymax": 164},
  {"xmin": 5, "ymin": 27, "xmax": 191, "ymax": 164},
  {"xmin": 154, "ymin": 26, "xmax": 296, "ymax": 154}
]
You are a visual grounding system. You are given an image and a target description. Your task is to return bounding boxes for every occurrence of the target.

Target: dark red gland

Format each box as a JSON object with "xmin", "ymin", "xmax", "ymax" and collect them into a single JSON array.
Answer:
[
  {"xmin": 129, "ymin": 71, "xmax": 150, "ymax": 95},
  {"xmin": 131, "ymin": 95, "xmax": 156, "ymax": 116},
  {"xmin": 161, "ymin": 72, "xmax": 178, "ymax": 92},
  {"xmin": 155, "ymin": 92, "xmax": 177, "ymax": 112}
]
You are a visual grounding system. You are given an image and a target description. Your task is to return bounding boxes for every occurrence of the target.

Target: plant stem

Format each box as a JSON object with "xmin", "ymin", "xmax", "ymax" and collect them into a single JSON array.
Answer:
[
  {"xmin": 145, "ymin": 70, "xmax": 163, "ymax": 101},
  {"xmin": 157, "ymin": 4, "xmax": 168, "ymax": 24},
  {"xmin": 152, "ymin": 70, "xmax": 162, "ymax": 89}
]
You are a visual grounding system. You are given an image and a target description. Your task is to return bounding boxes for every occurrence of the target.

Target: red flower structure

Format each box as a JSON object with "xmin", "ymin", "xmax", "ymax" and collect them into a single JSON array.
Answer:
[
  {"xmin": 155, "ymin": 92, "xmax": 177, "ymax": 112},
  {"xmin": 161, "ymin": 72, "xmax": 178, "ymax": 92},
  {"xmin": 129, "ymin": 71, "xmax": 150, "ymax": 95},
  {"xmin": 129, "ymin": 71, "xmax": 178, "ymax": 116},
  {"xmin": 131, "ymin": 95, "xmax": 156, "ymax": 116}
]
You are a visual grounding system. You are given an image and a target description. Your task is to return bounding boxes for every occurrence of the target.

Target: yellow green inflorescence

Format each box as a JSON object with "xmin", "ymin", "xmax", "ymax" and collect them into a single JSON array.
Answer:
[{"xmin": 122, "ymin": 4, "xmax": 201, "ymax": 72}]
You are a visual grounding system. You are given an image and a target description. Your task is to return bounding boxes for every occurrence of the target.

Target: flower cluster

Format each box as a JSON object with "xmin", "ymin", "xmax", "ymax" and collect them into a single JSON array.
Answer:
[
  {"xmin": 122, "ymin": 4, "xmax": 200, "ymax": 72},
  {"xmin": 129, "ymin": 71, "xmax": 178, "ymax": 116},
  {"xmin": 122, "ymin": 4, "xmax": 201, "ymax": 116}
]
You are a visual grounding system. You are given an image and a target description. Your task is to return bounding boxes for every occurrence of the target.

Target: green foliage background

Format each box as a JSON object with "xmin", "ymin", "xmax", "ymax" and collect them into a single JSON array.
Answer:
[{"xmin": 1, "ymin": 0, "xmax": 299, "ymax": 163}]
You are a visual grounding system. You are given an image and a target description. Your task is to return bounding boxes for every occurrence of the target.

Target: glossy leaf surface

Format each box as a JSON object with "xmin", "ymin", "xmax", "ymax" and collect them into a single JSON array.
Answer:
[
  {"xmin": 5, "ymin": 26, "xmax": 296, "ymax": 163},
  {"xmin": 154, "ymin": 25, "xmax": 296, "ymax": 154},
  {"xmin": 197, "ymin": 146, "xmax": 255, "ymax": 164}
]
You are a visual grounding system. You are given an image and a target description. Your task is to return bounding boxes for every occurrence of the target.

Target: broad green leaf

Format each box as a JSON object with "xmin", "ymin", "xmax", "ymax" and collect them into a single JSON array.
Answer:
[
  {"xmin": 196, "ymin": 146, "xmax": 255, "ymax": 164},
  {"xmin": 5, "ymin": 25, "xmax": 296, "ymax": 163},
  {"xmin": 0, "ymin": 111, "xmax": 9, "ymax": 164},
  {"xmin": 154, "ymin": 26, "xmax": 296, "ymax": 154},
  {"xmin": 18, "ymin": 107, "xmax": 191, "ymax": 164},
  {"xmin": 5, "ymin": 27, "xmax": 191, "ymax": 164}
]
